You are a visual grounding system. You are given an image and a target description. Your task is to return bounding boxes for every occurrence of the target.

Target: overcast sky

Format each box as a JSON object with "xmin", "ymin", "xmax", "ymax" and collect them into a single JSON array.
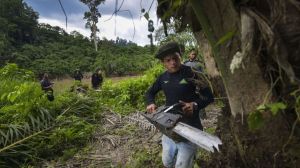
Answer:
[{"xmin": 24, "ymin": 0, "xmax": 160, "ymax": 46}]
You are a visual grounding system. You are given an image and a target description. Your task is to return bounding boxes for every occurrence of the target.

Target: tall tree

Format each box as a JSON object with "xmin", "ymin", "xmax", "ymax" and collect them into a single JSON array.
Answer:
[
  {"xmin": 80, "ymin": 0, "xmax": 105, "ymax": 51},
  {"xmin": 157, "ymin": 0, "xmax": 300, "ymax": 167}
]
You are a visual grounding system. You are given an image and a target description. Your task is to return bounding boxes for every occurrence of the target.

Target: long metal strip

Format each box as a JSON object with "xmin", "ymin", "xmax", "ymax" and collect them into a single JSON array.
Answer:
[{"xmin": 172, "ymin": 122, "xmax": 222, "ymax": 152}]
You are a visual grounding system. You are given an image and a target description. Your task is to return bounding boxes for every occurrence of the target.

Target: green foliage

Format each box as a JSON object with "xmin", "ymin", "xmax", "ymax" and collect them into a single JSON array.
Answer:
[
  {"xmin": 47, "ymin": 116, "xmax": 94, "ymax": 149},
  {"xmin": 159, "ymin": 0, "xmax": 185, "ymax": 21},
  {"xmin": 80, "ymin": 0, "xmax": 105, "ymax": 51},
  {"xmin": 0, "ymin": 0, "xmax": 38, "ymax": 47},
  {"xmin": 215, "ymin": 30, "xmax": 237, "ymax": 47},
  {"xmin": 0, "ymin": 0, "xmax": 156, "ymax": 77},
  {"xmin": 91, "ymin": 64, "xmax": 163, "ymax": 115},
  {"xmin": 195, "ymin": 148, "xmax": 211, "ymax": 167},
  {"xmin": 92, "ymin": 44, "xmax": 155, "ymax": 76},
  {"xmin": 268, "ymin": 102, "xmax": 286, "ymax": 116},
  {"xmin": 0, "ymin": 64, "xmax": 102, "ymax": 167},
  {"xmin": 215, "ymin": 99, "xmax": 225, "ymax": 108},
  {"xmin": 247, "ymin": 110, "xmax": 264, "ymax": 130},
  {"xmin": 0, "ymin": 64, "xmax": 44, "ymax": 124},
  {"xmin": 247, "ymin": 102, "xmax": 287, "ymax": 130},
  {"xmin": 155, "ymin": 21, "xmax": 197, "ymax": 48},
  {"xmin": 291, "ymin": 89, "xmax": 300, "ymax": 122},
  {"xmin": 7, "ymin": 31, "xmax": 154, "ymax": 77},
  {"xmin": 291, "ymin": 89, "xmax": 300, "ymax": 106},
  {"xmin": 92, "ymin": 64, "xmax": 164, "ymax": 115},
  {"xmin": 205, "ymin": 127, "xmax": 216, "ymax": 134},
  {"xmin": 0, "ymin": 0, "xmax": 38, "ymax": 65},
  {"xmin": 13, "ymin": 37, "xmax": 97, "ymax": 76}
]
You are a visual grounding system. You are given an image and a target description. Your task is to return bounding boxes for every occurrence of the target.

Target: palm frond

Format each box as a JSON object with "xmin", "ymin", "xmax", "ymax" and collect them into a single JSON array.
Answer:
[{"xmin": 0, "ymin": 93, "xmax": 100, "ymax": 166}]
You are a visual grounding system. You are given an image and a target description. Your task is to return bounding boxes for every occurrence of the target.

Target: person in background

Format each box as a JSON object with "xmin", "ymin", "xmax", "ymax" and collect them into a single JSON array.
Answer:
[
  {"xmin": 184, "ymin": 48, "xmax": 207, "ymax": 120},
  {"xmin": 73, "ymin": 69, "xmax": 83, "ymax": 82},
  {"xmin": 40, "ymin": 73, "xmax": 54, "ymax": 101},
  {"xmin": 91, "ymin": 69, "xmax": 103, "ymax": 90},
  {"xmin": 145, "ymin": 42, "xmax": 214, "ymax": 168},
  {"xmin": 183, "ymin": 48, "xmax": 203, "ymax": 72}
]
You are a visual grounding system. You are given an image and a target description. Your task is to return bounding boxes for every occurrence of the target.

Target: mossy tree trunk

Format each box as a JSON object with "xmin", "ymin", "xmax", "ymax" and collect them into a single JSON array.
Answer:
[
  {"xmin": 189, "ymin": 0, "xmax": 300, "ymax": 167},
  {"xmin": 191, "ymin": 0, "xmax": 270, "ymax": 117}
]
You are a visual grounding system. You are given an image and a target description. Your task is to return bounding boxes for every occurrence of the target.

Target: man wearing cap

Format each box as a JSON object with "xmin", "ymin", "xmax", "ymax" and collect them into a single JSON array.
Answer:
[{"xmin": 145, "ymin": 42, "xmax": 214, "ymax": 168}]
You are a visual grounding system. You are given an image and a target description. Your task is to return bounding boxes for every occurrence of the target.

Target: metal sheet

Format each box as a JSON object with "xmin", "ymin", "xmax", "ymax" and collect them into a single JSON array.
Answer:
[{"xmin": 173, "ymin": 122, "xmax": 222, "ymax": 152}]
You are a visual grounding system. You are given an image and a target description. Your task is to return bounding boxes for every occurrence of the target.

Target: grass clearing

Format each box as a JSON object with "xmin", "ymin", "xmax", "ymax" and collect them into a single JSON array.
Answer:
[{"xmin": 52, "ymin": 75, "xmax": 140, "ymax": 95}]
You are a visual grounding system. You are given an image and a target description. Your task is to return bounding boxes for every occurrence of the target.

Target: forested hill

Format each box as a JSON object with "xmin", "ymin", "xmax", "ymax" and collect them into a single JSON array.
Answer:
[{"xmin": 0, "ymin": 0, "xmax": 155, "ymax": 78}]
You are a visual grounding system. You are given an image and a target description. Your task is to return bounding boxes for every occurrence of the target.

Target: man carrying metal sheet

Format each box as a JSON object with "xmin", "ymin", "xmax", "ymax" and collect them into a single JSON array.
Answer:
[{"xmin": 145, "ymin": 42, "xmax": 214, "ymax": 168}]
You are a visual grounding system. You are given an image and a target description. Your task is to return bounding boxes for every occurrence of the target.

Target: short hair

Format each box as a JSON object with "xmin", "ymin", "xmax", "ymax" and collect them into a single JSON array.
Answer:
[
  {"xmin": 189, "ymin": 48, "xmax": 198, "ymax": 54},
  {"xmin": 155, "ymin": 42, "xmax": 181, "ymax": 60}
]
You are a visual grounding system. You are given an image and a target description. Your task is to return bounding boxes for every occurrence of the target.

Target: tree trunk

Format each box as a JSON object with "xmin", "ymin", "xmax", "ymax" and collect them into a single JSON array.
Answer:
[
  {"xmin": 92, "ymin": 23, "xmax": 98, "ymax": 51},
  {"xmin": 194, "ymin": 31, "xmax": 219, "ymax": 78},
  {"xmin": 189, "ymin": 0, "xmax": 300, "ymax": 167},
  {"xmin": 193, "ymin": 31, "xmax": 226, "ymax": 99},
  {"xmin": 191, "ymin": 0, "xmax": 270, "ymax": 117}
]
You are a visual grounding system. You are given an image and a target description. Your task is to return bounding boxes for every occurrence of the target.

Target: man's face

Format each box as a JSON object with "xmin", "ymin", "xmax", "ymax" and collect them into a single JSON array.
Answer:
[
  {"xmin": 162, "ymin": 53, "xmax": 182, "ymax": 73},
  {"xmin": 189, "ymin": 51, "xmax": 197, "ymax": 60}
]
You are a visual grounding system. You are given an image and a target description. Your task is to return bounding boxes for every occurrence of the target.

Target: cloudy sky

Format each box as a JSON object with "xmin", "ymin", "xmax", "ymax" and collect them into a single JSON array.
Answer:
[{"xmin": 24, "ymin": 0, "xmax": 160, "ymax": 46}]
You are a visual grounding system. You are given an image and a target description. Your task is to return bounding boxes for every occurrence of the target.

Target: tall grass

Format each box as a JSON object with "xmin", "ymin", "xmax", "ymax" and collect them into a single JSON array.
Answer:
[
  {"xmin": 52, "ymin": 76, "xmax": 140, "ymax": 95},
  {"xmin": 52, "ymin": 78, "xmax": 90, "ymax": 94}
]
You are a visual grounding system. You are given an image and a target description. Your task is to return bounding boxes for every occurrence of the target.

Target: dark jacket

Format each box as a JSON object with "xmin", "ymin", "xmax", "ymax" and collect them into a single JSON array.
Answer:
[
  {"xmin": 145, "ymin": 65, "xmax": 213, "ymax": 129},
  {"xmin": 91, "ymin": 73, "xmax": 103, "ymax": 88},
  {"xmin": 74, "ymin": 71, "xmax": 83, "ymax": 81},
  {"xmin": 40, "ymin": 79, "xmax": 53, "ymax": 92}
]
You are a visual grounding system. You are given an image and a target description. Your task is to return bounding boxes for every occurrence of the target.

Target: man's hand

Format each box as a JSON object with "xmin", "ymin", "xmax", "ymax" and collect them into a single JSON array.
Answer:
[
  {"xmin": 146, "ymin": 104, "xmax": 157, "ymax": 113},
  {"xmin": 179, "ymin": 100, "xmax": 194, "ymax": 117}
]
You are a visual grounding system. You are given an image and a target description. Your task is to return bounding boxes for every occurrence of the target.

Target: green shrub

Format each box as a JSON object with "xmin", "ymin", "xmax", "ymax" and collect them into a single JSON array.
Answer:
[
  {"xmin": 92, "ymin": 64, "xmax": 164, "ymax": 115},
  {"xmin": 0, "ymin": 64, "xmax": 102, "ymax": 167}
]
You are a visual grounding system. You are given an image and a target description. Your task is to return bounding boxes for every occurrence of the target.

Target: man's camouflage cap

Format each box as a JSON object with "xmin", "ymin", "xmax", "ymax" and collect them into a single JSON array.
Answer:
[{"xmin": 155, "ymin": 42, "xmax": 182, "ymax": 59}]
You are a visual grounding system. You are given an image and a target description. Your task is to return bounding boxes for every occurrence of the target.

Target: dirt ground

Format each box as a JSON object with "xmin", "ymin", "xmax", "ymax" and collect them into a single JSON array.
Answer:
[{"xmin": 42, "ymin": 104, "xmax": 221, "ymax": 168}]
